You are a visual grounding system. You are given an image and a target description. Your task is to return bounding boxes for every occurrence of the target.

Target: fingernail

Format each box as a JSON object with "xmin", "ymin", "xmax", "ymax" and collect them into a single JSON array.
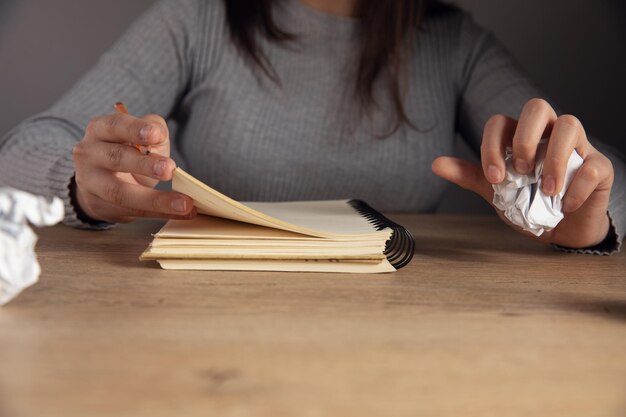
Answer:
[
  {"xmin": 514, "ymin": 159, "xmax": 529, "ymax": 174},
  {"xmin": 543, "ymin": 174, "xmax": 556, "ymax": 195},
  {"xmin": 487, "ymin": 165, "xmax": 502, "ymax": 183},
  {"xmin": 139, "ymin": 125, "xmax": 153, "ymax": 143},
  {"xmin": 153, "ymin": 160, "xmax": 166, "ymax": 177},
  {"xmin": 562, "ymin": 197, "xmax": 574, "ymax": 213},
  {"xmin": 171, "ymin": 198, "xmax": 188, "ymax": 213}
]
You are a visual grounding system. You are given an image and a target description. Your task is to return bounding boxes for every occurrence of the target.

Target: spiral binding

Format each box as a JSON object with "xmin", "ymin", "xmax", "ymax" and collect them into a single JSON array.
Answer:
[{"xmin": 347, "ymin": 200, "xmax": 415, "ymax": 269}]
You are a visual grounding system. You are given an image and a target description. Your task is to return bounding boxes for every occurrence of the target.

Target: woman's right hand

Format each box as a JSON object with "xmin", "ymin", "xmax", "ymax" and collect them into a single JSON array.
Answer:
[{"xmin": 72, "ymin": 112, "xmax": 196, "ymax": 223}]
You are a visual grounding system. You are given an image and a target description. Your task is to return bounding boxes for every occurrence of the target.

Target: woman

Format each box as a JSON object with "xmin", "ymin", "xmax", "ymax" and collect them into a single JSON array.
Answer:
[{"xmin": 0, "ymin": 0, "xmax": 623, "ymax": 253}]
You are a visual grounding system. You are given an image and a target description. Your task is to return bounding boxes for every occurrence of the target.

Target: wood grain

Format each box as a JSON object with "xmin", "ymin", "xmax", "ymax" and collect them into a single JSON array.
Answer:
[{"xmin": 0, "ymin": 214, "xmax": 625, "ymax": 417}]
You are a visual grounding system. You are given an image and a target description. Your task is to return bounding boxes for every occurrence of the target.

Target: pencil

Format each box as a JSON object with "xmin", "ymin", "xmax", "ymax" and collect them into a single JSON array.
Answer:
[{"xmin": 114, "ymin": 102, "xmax": 151, "ymax": 155}]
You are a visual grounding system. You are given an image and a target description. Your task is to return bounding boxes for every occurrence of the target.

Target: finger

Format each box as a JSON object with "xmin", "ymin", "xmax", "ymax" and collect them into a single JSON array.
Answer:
[
  {"xmin": 541, "ymin": 114, "xmax": 588, "ymax": 196},
  {"xmin": 562, "ymin": 153, "xmax": 613, "ymax": 213},
  {"xmin": 138, "ymin": 114, "xmax": 170, "ymax": 157},
  {"xmin": 84, "ymin": 113, "xmax": 167, "ymax": 146},
  {"xmin": 512, "ymin": 98, "xmax": 557, "ymax": 174},
  {"xmin": 480, "ymin": 114, "xmax": 517, "ymax": 184},
  {"xmin": 432, "ymin": 156, "xmax": 494, "ymax": 202},
  {"xmin": 77, "ymin": 141, "xmax": 176, "ymax": 181},
  {"xmin": 140, "ymin": 114, "xmax": 169, "ymax": 136},
  {"xmin": 84, "ymin": 170, "xmax": 195, "ymax": 216},
  {"xmin": 80, "ymin": 190, "xmax": 197, "ymax": 223}
]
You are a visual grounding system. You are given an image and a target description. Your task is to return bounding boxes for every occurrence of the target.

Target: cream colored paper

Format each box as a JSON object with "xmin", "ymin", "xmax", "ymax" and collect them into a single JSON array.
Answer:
[
  {"xmin": 158, "ymin": 259, "xmax": 395, "ymax": 274},
  {"xmin": 143, "ymin": 169, "xmax": 397, "ymax": 273},
  {"xmin": 173, "ymin": 168, "xmax": 390, "ymax": 239}
]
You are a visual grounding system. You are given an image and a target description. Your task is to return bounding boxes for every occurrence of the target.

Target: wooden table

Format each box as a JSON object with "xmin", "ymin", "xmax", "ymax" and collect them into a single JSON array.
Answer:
[{"xmin": 1, "ymin": 214, "xmax": 625, "ymax": 417}]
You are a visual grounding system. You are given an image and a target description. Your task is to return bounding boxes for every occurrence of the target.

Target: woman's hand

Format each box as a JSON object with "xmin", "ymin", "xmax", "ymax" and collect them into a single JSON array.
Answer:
[
  {"xmin": 72, "ymin": 112, "xmax": 196, "ymax": 223},
  {"xmin": 432, "ymin": 98, "xmax": 614, "ymax": 249}
]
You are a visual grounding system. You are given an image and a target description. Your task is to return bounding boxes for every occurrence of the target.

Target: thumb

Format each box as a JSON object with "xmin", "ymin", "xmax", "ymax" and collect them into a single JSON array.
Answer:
[{"xmin": 432, "ymin": 156, "xmax": 494, "ymax": 202}]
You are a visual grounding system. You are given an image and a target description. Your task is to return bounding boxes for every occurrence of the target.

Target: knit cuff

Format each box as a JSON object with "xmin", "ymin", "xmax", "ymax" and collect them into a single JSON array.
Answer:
[
  {"xmin": 551, "ymin": 211, "xmax": 621, "ymax": 256},
  {"xmin": 49, "ymin": 145, "xmax": 114, "ymax": 230}
]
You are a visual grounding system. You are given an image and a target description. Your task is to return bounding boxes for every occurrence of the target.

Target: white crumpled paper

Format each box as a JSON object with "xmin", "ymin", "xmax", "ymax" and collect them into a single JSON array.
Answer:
[
  {"xmin": 493, "ymin": 141, "xmax": 584, "ymax": 236},
  {"xmin": 0, "ymin": 188, "xmax": 64, "ymax": 305}
]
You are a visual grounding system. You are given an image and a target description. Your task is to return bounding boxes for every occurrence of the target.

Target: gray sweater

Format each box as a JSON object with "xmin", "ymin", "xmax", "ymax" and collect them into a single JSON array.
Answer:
[{"xmin": 0, "ymin": 0, "xmax": 624, "ymax": 252}]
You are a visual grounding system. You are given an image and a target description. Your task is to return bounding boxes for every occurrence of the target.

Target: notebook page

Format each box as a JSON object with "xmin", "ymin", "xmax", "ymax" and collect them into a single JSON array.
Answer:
[
  {"xmin": 172, "ymin": 168, "xmax": 390, "ymax": 238},
  {"xmin": 157, "ymin": 216, "xmax": 388, "ymax": 242},
  {"xmin": 152, "ymin": 238, "xmax": 383, "ymax": 247},
  {"xmin": 144, "ymin": 246, "xmax": 385, "ymax": 257},
  {"xmin": 244, "ymin": 200, "xmax": 379, "ymax": 235},
  {"xmin": 157, "ymin": 216, "xmax": 309, "ymax": 240},
  {"xmin": 158, "ymin": 259, "xmax": 395, "ymax": 273}
]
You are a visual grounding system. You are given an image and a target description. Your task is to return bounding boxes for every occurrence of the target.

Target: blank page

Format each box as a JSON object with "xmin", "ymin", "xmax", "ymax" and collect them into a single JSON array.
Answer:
[{"xmin": 173, "ymin": 168, "xmax": 390, "ymax": 239}]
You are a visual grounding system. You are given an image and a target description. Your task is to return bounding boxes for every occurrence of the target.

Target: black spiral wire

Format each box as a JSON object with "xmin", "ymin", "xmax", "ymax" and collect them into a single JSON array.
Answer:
[{"xmin": 347, "ymin": 200, "xmax": 415, "ymax": 269}]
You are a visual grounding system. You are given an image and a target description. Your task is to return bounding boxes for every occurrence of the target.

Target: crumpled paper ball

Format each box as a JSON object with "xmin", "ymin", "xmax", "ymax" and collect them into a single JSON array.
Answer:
[
  {"xmin": 0, "ymin": 188, "xmax": 64, "ymax": 305},
  {"xmin": 493, "ymin": 141, "xmax": 584, "ymax": 236}
]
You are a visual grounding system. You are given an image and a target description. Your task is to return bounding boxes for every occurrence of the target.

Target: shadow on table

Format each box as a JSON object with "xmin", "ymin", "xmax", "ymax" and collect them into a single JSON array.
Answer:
[
  {"xmin": 413, "ymin": 235, "xmax": 549, "ymax": 261},
  {"xmin": 487, "ymin": 289, "xmax": 626, "ymax": 324},
  {"xmin": 557, "ymin": 297, "xmax": 626, "ymax": 323}
]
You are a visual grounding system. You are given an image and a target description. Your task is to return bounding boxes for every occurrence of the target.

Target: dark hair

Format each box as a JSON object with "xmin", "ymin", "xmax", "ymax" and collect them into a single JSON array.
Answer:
[{"xmin": 224, "ymin": 0, "xmax": 444, "ymax": 135}]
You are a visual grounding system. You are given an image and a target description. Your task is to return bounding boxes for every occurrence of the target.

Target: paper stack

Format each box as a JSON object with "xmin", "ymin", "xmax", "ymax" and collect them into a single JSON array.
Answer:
[{"xmin": 140, "ymin": 169, "xmax": 415, "ymax": 273}]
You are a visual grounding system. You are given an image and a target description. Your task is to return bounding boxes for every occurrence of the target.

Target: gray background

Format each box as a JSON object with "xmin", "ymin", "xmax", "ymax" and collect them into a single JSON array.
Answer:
[{"xmin": 1, "ymin": 0, "xmax": 624, "ymax": 212}]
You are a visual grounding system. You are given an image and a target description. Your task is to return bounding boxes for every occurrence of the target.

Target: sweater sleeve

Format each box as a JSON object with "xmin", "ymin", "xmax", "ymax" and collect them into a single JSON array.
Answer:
[
  {"xmin": 0, "ymin": 0, "xmax": 200, "ymax": 228},
  {"xmin": 453, "ymin": 13, "xmax": 625, "ymax": 254}
]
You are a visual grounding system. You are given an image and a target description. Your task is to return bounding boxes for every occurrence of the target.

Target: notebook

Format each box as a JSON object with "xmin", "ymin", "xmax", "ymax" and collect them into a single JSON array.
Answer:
[{"xmin": 140, "ymin": 168, "xmax": 415, "ymax": 273}]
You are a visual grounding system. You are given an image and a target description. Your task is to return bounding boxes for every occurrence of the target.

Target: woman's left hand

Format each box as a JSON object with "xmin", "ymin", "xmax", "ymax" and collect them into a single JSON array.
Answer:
[{"xmin": 432, "ymin": 98, "xmax": 614, "ymax": 248}]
